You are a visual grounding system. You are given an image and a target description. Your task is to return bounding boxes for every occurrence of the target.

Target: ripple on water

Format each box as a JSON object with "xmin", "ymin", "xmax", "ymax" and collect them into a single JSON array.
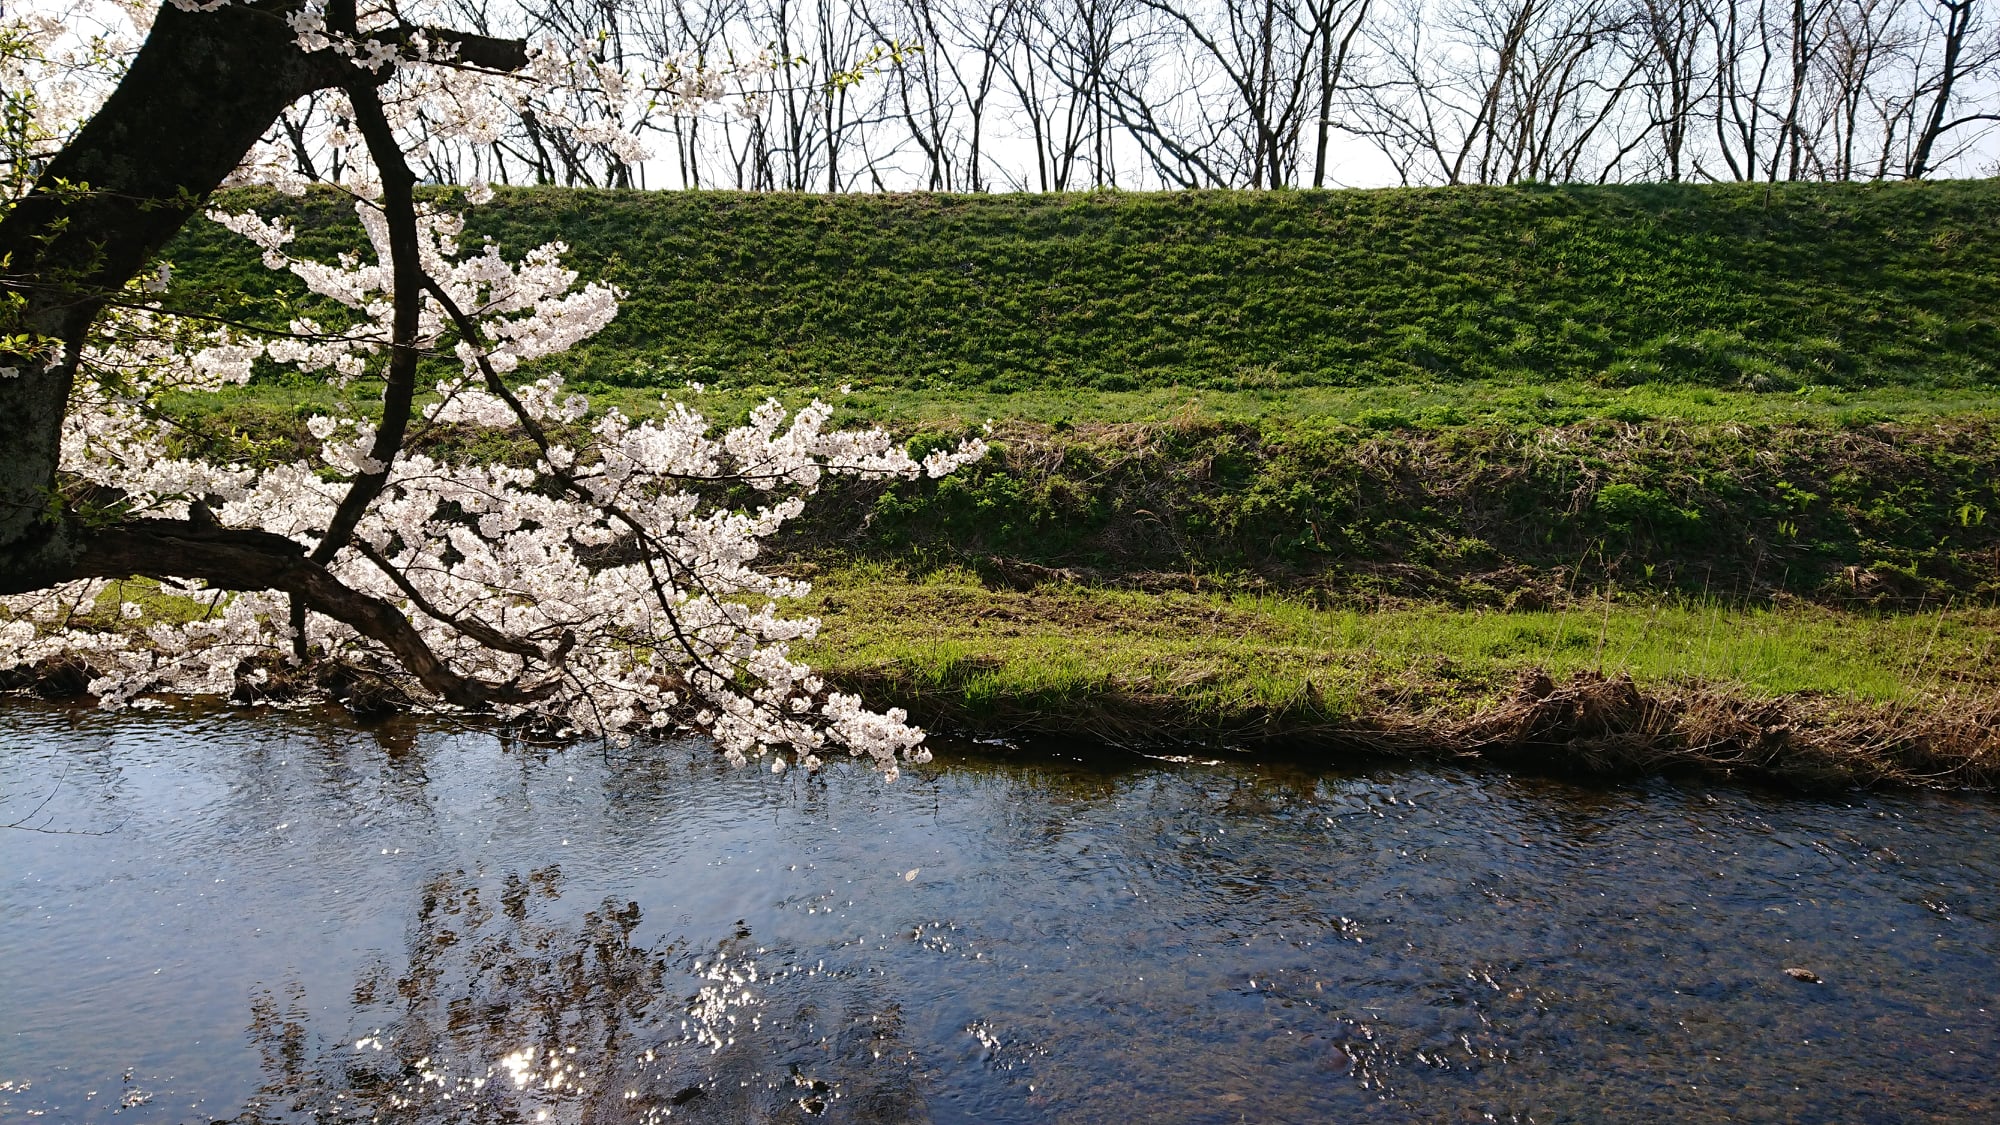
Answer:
[{"xmin": 1, "ymin": 701, "xmax": 1996, "ymax": 1124}]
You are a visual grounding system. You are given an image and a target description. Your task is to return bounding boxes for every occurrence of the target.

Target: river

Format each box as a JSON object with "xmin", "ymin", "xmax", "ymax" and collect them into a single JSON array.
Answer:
[{"xmin": 3, "ymin": 702, "xmax": 1995, "ymax": 1123}]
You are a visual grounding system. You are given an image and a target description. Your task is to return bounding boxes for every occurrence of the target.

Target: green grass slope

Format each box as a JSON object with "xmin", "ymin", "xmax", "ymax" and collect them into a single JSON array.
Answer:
[
  {"xmin": 157, "ymin": 181, "xmax": 2000, "ymax": 608},
  {"xmin": 168, "ymin": 180, "xmax": 2000, "ymax": 395},
  {"xmin": 108, "ymin": 183, "xmax": 2000, "ymax": 778}
]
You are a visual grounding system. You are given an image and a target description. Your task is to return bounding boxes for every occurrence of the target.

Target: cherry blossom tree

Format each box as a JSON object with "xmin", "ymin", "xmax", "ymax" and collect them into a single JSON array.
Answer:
[{"xmin": 0, "ymin": 1, "xmax": 982, "ymax": 772}]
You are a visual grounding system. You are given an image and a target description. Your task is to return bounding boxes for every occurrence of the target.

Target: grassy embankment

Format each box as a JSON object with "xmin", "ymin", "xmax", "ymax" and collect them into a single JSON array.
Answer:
[{"xmin": 143, "ymin": 181, "xmax": 2000, "ymax": 786}]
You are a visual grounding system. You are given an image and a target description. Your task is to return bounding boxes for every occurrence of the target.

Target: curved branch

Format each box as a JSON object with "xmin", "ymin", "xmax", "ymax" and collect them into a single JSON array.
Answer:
[
  {"xmin": 51, "ymin": 519, "xmax": 553, "ymax": 710},
  {"xmin": 308, "ymin": 85, "xmax": 426, "ymax": 564},
  {"xmin": 351, "ymin": 538, "xmax": 553, "ymax": 665},
  {"xmin": 1, "ymin": 0, "xmax": 529, "ymax": 593}
]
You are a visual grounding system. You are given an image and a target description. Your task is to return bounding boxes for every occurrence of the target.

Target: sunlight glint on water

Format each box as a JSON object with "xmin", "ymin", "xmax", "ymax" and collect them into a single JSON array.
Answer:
[{"xmin": 2, "ymin": 701, "xmax": 1996, "ymax": 1123}]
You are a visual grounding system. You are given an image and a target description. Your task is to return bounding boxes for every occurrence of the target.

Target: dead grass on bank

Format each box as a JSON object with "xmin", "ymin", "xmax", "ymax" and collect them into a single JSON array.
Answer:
[
  {"xmin": 1449, "ymin": 670, "xmax": 2000, "ymax": 790},
  {"xmin": 828, "ymin": 662, "xmax": 2000, "ymax": 791}
]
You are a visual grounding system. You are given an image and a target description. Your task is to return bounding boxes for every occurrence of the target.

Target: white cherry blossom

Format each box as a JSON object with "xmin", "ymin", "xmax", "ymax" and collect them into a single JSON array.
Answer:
[{"xmin": 1, "ymin": 0, "xmax": 986, "ymax": 771}]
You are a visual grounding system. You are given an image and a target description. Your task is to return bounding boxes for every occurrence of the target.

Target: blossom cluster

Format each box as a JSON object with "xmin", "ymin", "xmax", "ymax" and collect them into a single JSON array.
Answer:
[
  {"xmin": 206, "ymin": 2, "xmax": 677, "ymax": 197},
  {"xmin": 4, "ymin": 1, "xmax": 987, "ymax": 770},
  {"xmin": 206, "ymin": 196, "xmax": 622, "ymax": 385},
  {"xmin": 0, "ymin": 1, "xmax": 155, "ymax": 200},
  {"xmin": 7, "ymin": 193, "xmax": 983, "ymax": 769}
]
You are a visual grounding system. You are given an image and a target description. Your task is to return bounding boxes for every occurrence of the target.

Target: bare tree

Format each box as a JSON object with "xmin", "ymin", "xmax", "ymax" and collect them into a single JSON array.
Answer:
[
  {"xmin": 212, "ymin": 0, "xmax": 2000, "ymax": 191},
  {"xmin": 1360, "ymin": 0, "xmax": 1637, "ymax": 184},
  {"xmin": 1906, "ymin": 0, "xmax": 1999, "ymax": 175},
  {"xmin": 935, "ymin": 0, "xmax": 1019, "ymax": 188},
  {"xmin": 1311, "ymin": 0, "xmax": 1373, "ymax": 185},
  {"xmin": 1626, "ymin": 0, "xmax": 1720, "ymax": 180},
  {"xmin": 1813, "ymin": 0, "xmax": 1911, "ymax": 179},
  {"xmin": 1122, "ymin": 0, "xmax": 1370, "ymax": 187},
  {"xmin": 1774, "ymin": 0, "xmax": 1840, "ymax": 178},
  {"xmin": 862, "ymin": 0, "xmax": 1016, "ymax": 190},
  {"xmin": 997, "ymin": 0, "xmax": 1146, "ymax": 189}
]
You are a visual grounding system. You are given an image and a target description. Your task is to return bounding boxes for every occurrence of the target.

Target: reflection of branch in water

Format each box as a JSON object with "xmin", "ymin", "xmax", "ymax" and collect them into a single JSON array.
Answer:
[
  {"xmin": 3, "ymin": 759, "xmax": 126, "ymax": 835},
  {"xmin": 234, "ymin": 867, "xmax": 933, "ymax": 1124}
]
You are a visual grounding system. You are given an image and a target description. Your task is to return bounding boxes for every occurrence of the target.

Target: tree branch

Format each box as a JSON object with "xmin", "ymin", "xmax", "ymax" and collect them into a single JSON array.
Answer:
[
  {"xmin": 309, "ymin": 82, "xmax": 424, "ymax": 564},
  {"xmin": 51, "ymin": 519, "xmax": 553, "ymax": 709},
  {"xmin": 351, "ymin": 537, "xmax": 555, "ymax": 665}
]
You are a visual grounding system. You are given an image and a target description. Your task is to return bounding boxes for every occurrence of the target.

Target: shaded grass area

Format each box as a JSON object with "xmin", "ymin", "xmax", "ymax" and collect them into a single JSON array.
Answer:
[
  {"xmin": 164, "ymin": 180, "xmax": 2000, "ymax": 396},
  {"xmin": 795, "ymin": 414, "xmax": 2000, "ymax": 608},
  {"xmin": 157, "ymin": 396, "xmax": 2000, "ymax": 610},
  {"xmin": 794, "ymin": 566, "xmax": 2000, "ymax": 789}
]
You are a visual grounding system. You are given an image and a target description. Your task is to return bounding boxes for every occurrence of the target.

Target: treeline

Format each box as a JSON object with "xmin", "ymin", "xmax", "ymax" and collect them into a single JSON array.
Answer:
[{"xmin": 317, "ymin": 0, "xmax": 2000, "ymax": 191}]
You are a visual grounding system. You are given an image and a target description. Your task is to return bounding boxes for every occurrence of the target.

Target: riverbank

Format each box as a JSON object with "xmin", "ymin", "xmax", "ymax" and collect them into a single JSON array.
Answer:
[
  {"xmin": 40, "ymin": 406, "xmax": 2000, "ymax": 791},
  {"xmin": 155, "ymin": 405, "xmax": 2000, "ymax": 608},
  {"xmin": 30, "ymin": 179, "xmax": 1997, "ymax": 791},
  {"xmin": 7, "ymin": 565, "xmax": 1997, "ymax": 791},
  {"xmin": 792, "ymin": 566, "xmax": 2000, "ymax": 791}
]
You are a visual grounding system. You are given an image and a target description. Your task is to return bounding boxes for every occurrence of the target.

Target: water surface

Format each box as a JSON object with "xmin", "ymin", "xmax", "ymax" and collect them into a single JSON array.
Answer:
[{"xmin": 2, "ymin": 702, "xmax": 1995, "ymax": 1123}]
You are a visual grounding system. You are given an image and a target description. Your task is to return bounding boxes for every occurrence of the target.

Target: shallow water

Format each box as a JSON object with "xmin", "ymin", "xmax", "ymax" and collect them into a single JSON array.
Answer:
[{"xmin": 2, "ymin": 702, "xmax": 1996, "ymax": 1124}]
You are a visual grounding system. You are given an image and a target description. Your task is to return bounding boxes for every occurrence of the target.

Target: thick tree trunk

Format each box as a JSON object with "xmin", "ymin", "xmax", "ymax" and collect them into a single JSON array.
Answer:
[
  {"xmin": 0, "ymin": 1, "xmax": 349, "ymax": 588},
  {"xmin": 0, "ymin": 1, "xmax": 522, "ymax": 594}
]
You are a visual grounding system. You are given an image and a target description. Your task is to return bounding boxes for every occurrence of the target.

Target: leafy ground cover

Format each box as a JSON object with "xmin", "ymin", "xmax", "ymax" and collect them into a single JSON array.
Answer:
[
  {"xmin": 160, "ymin": 392, "xmax": 2000, "ymax": 607},
  {"xmin": 804, "ymin": 414, "xmax": 2000, "ymax": 606}
]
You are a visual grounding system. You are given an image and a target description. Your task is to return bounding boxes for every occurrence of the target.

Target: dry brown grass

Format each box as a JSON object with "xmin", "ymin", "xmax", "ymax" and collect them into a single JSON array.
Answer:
[
  {"xmin": 835, "ymin": 664, "xmax": 2000, "ymax": 791},
  {"xmin": 1446, "ymin": 670, "xmax": 2000, "ymax": 789}
]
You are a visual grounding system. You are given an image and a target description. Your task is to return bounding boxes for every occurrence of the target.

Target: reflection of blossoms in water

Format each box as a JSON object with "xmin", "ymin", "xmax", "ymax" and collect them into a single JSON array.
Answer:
[
  {"xmin": 235, "ymin": 868, "xmax": 927, "ymax": 1124},
  {"xmin": 687, "ymin": 949, "xmax": 765, "ymax": 1054}
]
